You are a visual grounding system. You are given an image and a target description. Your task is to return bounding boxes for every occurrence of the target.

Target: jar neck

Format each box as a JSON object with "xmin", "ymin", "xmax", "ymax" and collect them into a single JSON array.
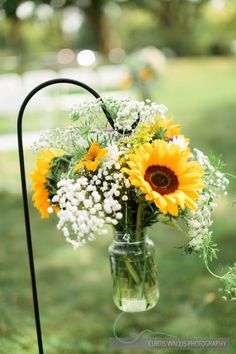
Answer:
[{"xmin": 113, "ymin": 228, "xmax": 147, "ymax": 244}]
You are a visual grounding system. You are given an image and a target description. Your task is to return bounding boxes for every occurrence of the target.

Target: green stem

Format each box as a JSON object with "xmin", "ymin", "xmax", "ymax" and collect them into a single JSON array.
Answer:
[
  {"xmin": 136, "ymin": 201, "xmax": 145, "ymax": 241},
  {"xmin": 124, "ymin": 201, "xmax": 129, "ymax": 235},
  {"xmin": 224, "ymin": 172, "xmax": 236, "ymax": 180},
  {"xmin": 141, "ymin": 253, "xmax": 147, "ymax": 297},
  {"xmin": 203, "ymin": 254, "xmax": 223, "ymax": 280},
  {"xmin": 67, "ymin": 163, "xmax": 76, "ymax": 178},
  {"xmin": 117, "ymin": 261, "xmax": 122, "ymax": 306},
  {"xmin": 125, "ymin": 258, "xmax": 140, "ymax": 284}
]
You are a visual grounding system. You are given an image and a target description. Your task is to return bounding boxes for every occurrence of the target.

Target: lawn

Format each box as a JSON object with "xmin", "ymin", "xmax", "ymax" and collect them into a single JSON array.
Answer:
[{"xmin": 0, "ymin": 57, "xmax": 236, "ymax": 353}]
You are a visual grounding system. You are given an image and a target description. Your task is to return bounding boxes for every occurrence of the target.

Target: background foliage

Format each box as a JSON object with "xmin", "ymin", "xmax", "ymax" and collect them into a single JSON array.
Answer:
[{"xmin": 1, "ymin": 0, "xmax": 236, "ymax": 71}]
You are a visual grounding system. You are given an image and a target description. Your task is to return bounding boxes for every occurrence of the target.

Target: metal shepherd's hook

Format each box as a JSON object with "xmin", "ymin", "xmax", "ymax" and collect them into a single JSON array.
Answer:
[
  {"xmin": 17, "ymin": 78, "xmax": 114, "ymax": 354},
  {"xmin": 17, "ymin": 78, "xmax": 140, "ymax": 353}
]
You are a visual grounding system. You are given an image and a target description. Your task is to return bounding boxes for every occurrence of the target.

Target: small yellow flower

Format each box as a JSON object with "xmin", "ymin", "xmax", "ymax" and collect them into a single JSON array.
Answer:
[
  {"xmin": 75, "ymin": 142, "xmax": 108, "ymax": 172},
  {"xmin": 146, "ymin": 116, "xmax": 180, "ymax": 140},
  {"xmin": 122, "ymin": 116, "xmax": 181, "ymax": 151},
  {"xmin": 120, "ymin": 75, "xmax": 133, "ymax": 89},
  {"xmin": 123, "ymin": 140, "xmax": 204, "ymax": 216},
  {"xmin": 30, "ymin": 149, "xmax": 64, "ymax": 218},
  {"xmin": 138, "ymin": 67, "xmax": 154, "ymax": 81},
  {"xmin": 155, "ymin": 116, "xmax": 181, "ymax": 139}
]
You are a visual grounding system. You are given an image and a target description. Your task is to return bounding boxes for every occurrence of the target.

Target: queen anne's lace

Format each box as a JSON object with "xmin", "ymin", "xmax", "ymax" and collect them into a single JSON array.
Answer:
[
  {"xmin": 70, "ymin": 97, "xmax": 167, "ymax": 132},
  {"xmin": 183, "ymin": 149, "xmax": 229, "ymax": 250}
]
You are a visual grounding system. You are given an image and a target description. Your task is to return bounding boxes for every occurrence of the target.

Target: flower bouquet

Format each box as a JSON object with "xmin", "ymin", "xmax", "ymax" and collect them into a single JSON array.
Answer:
[{"xmin": 30, "ymin": 97, "xmax": 236, "ymax": 312}]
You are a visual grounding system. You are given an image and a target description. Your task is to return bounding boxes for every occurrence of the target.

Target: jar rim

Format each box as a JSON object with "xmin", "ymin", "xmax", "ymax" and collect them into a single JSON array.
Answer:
[
  {"xmin": 112, "ymin": 231, "xmax": 149, "ymax": 244},
  {"xmin": 112, "ymin": 238, "xmax": 148, "ymax": 245}
]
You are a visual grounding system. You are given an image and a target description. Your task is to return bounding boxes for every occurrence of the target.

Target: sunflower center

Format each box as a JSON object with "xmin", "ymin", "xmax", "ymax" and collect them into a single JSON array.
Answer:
[{"xmin": 144, "ymin": 165, "xmax": 179, "ymax": 195}]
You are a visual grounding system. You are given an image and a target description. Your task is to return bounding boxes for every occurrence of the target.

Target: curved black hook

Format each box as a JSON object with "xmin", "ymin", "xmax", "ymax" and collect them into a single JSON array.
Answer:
[
  {"xmin": 17, "ymin": 78, "xmax": 116, "ymax": 131},
  {"xmin": 17, "ymin": 78, "xmax": 141, "ymax": 353},
  {"xmin": 16, "ymin": 78, "xmax": 116, "ymax": 354}
]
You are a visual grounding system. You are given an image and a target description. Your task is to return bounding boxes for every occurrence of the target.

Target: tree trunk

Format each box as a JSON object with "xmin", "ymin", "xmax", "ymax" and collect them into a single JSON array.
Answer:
[
  {"xmin": 83, "ymin": 2, "xmax": 112, "ymax": 57},
  {"xmin": 9, "ymin": 18, "xmax": 22, "ymax": 54},
  {"xmin": 8, "ymin": 18, "xmax": 27, "ymax": 71}
]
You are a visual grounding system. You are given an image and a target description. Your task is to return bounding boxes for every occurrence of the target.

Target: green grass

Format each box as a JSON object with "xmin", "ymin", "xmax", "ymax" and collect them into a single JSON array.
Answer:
[
  {"xmin": 1, "ymin": 57, "xmax": 236, "ymax": 353},
  {"xmin": 1, "ymin": 192, "xmax": 236, "ymax": 354},
  {"xmin": 0, "ymin": 109, "xmax": 71, "ymax": 135}
]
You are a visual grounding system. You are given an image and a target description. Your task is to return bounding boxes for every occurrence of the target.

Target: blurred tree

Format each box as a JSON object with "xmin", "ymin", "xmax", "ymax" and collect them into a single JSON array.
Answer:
[
  {"xmin": 0, "ymin": 0, "xmax": 25, "ymax": 55},
  {"xmin": 1, "ymin": 0, "xmax": 114, "ymax": 57},
  {"xmin": 132, "ymin": 0, "xmax": 210, "ymax": 55},
  {"xmin": 79, "ymin": 0, "xmax": 113, "ymax": 56},
  {"xmin": 1, "ymin": 0, "xmax": 235, "ymax": 65},
  {"xmin": 38, "ymin": 0, "xmax": 114, "ymax": 56},
  {"xmin": 200, "ymin": 0, "xmax": 236, "ymax": 55}
]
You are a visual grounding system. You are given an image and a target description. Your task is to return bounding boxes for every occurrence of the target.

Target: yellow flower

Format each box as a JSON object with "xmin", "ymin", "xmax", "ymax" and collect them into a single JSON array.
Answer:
[
  {"xmin": 120, "ymin": 75, "xmax": 133, "ymax": 89},
  {"xmin": 131, "ymin": 116, "xmax": 181, "ymax": 147},
  {"xmin": 123, "ymin": 140, "xmax": 204, "ymax": 216},
  {"xmin": 138, "ymin": 67, "xmax": 154, "ymax": 81},
  {"xmin": 156, "ymin": 116, "xmax": 181, "ymax": 139},
  {"xmin": 75, "ymin": 142, "xmax": 108, "ymax": 172},
  {"xmin": 30, "ymin": 149, "xmax": 64, "ymax": 218}
]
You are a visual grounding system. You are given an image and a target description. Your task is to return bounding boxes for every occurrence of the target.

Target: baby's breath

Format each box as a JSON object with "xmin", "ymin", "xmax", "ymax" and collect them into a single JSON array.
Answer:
[{"xmin": 55, "ymin": 162, "xmax": 128, "ymax": 249}]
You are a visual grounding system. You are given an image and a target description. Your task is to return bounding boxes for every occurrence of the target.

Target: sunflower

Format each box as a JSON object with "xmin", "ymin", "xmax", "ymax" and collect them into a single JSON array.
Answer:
[
  {"xmin": 123, "ymin": 140, "xmax": 204, "ymax": 216},
  {"xmin": 30, "ymin": 149, "xmax": 64, "ymax": 218},
  {"xmin": 75, "ymin": 142, "xmax": 108, "ymax": 172}
]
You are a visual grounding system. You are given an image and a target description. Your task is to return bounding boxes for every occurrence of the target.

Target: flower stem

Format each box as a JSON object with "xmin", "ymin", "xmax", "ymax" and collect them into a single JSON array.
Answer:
[
  {"xmin": 203, "ymin": 254, "xmax": 223, "ymax": 280},
  {"xmin": 136, "ymin": 201, "xmax": 145, "ymax": 241},
  {"xmin": 117, "ymin": 260, "xmax": 122, "ymax": 306},
  {"xmin": 125, "ymin": 258, "xmax": 140, "ymax": 284}
]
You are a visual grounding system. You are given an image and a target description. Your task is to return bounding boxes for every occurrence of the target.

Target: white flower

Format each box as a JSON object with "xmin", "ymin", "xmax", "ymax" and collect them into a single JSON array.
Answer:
[
  {"xmin": 52, "ymin": 195, "xmax": 59, "ymax": 203},
  {"xmin": 188, "ymin": 236, "xmax": 203, "ymax": 250},
  {"xmin": 59, "ymin": 197, "xmax": 66, "ymax": 205},
  {"xmin": 104, "ymin": 204, "xmax": 112, "ymax": 214},
  {"xmin": 62, "ymin": 227, "xmax": 69, "ymax": 238},
  {"xmin": 124, "ymin": 179, "xmax": 130, "ymax": 188},
  {"xmin": 92, "ymin": 191, "xmax": 101, "ymax": 203},
  {"xmin": 54, "ymin": 162, "xmax": 127, "ymax": 249},
  {"xmin": 47, "ymin": 207, "xmax": 53, "ymax": 214},
  {"xmin": 116, "ymin": 212, "xmax": 123, "ymax": 220},
  {"xmin": 115, "ymin": 163, "xmax": 121, "ymax": 170},
  {"xmin": 169, "ymin": 136, "xmax": 189, "ymax": 150},
  {"xmin": 90, "ymin": 208, "xmax": 96, "ymax": 214},
  {"xmin": 106, "ymin": 143, "xmax": 121, "ymax": 162},
  {"xmin": 182, "ymin": 182, "xmax": 222, "ymax": 251},
  {"xmin": 86, "ymin": 185, "xmax": 94, "ymax": 192},
  {"xmin": 94, "ymin": 203, "xmax": 102, "ymax": 210}
]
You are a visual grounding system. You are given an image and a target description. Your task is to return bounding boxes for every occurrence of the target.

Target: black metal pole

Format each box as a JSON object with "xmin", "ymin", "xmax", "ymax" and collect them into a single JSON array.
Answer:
[{"xmin": 17, "ymin": 78, "xmax": 113, "ymax": 354}]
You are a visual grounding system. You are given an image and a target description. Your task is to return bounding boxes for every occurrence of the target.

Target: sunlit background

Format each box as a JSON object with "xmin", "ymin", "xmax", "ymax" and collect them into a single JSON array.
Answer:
[{"xmin": 0, "ymin": 0, "xmax": 236, "ymax": 353}]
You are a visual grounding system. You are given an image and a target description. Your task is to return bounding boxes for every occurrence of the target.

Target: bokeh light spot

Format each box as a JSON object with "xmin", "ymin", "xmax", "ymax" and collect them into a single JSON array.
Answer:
[
  {"xmin": 109, "ymin": 48, "xmax": 126, "ymax": 64},
  {"xmin": 57, "ymin": 48, "xmax": 75, "ymax": 65},
  {"xmin": 77, "ymin": 50, "xmax": 96, "ymax": 66}
]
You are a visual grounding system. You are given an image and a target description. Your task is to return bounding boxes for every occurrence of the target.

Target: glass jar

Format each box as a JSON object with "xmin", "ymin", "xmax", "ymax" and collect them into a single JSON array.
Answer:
[{"xmin": 108, "ymin": 230, "xmax": 159, "ymax": 312}]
